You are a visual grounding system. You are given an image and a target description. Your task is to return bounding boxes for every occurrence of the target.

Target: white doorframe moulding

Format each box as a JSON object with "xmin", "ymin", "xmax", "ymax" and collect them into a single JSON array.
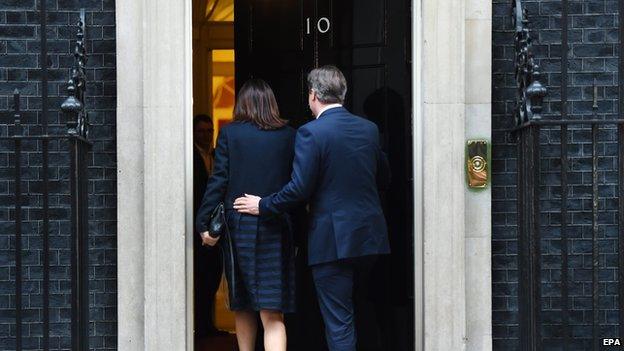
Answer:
[
  {"xmin": 116, "ymin": 0, "xmax": 193, "ymax": 349},
  {"xmin": 115, "ymin": 0, "xmax": 491, "ymax": 349}
]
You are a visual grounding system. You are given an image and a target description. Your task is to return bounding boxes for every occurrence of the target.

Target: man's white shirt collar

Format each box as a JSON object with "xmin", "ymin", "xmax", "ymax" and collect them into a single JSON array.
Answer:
[{"xmin": 316, "ymin": 104, "xmax": 343, "ymax": 119}]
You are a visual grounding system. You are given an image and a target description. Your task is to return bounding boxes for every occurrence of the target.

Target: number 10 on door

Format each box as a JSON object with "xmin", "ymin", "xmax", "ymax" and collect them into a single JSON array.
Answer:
[{"xmin": 306, "ymin": 17, "xmax": 330, "ymax": 34}]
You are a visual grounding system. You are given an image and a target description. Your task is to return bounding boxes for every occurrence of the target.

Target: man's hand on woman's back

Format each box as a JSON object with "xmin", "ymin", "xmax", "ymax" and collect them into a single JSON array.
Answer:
[{"xmin": 233, "ymin": 194, "xmax": 261, "ymax": 215}]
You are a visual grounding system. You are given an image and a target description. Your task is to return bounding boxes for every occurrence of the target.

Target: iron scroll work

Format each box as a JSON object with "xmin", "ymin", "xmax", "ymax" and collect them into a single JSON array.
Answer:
[
  {"xmin": 63, "ymin": 9, "xmax": 90, "ymax": 139},
  {"xmin": 511, "ymin": 0, "xmax": 547, "ymax": 127},
  {"xmin": 510, "ymin": 0, "xmax": 624, "ymax": 350},
  {"xmin": 3, "ymin": 9, "xmax": 92, "ymax": 351}
]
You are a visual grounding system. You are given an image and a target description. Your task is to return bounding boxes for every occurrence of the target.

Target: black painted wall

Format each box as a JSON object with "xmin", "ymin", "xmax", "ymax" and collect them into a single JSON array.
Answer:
[
  {"xmin": 0, "ymin": 0, "xmax": 116, "ymax": 350},
  {"xmin": 493, "ymin": 0, "xmax": 621, "ymax": 349}
]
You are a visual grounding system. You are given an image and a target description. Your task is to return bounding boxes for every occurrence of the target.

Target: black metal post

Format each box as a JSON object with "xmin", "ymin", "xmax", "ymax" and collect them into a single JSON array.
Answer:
[
  {"xmin": 13, "ymin": 90, "xmax": 22, "ymax": 351},
  {"xmin": 69, "ymin": 138, "xmax": 79, "ymax": 350},
  {"xmin": 69, "ymin": 136, "xmax": 90, "ymax": 351},
  {"xmin": 39, "ymin": 0, "xmax": 51, "ymax": 347},
  {"xmin": 561, "ymin": 0, "xmax": 568, "ymax": 122},
  {"xmin": 41, "ymin": 143, "xmax": 50, "ymax": 351},
  {"xmin": 511, "ymin": 4, "xmax": 547, "ymax": 343},
  {"xmin": 81, "ymin": 143, "xmax": 90, "ymax": 347},
  {"xmin": 560, "ymin": 125, "xmax": 569, "ymax": 348},
  {"xmin": 560, "ymin": 9, "xmax": 569, "ymax": 343},
  {"xmin": 518, "ymin": 128, "xmax": 527, "ymax": 348},
  {"xmin": 40, "ymin": 0, "xmax": 49, "ymax": 132},
  {"xmin": 591, "ymin": 124, "xmax": 600, "ymax": 351},
  {"xmin": 530, "ymin": 125, "xmax": 541, "ymax": 350},
  {"xmin": 619, "ymin": 124, "xmax": 624, "ymax": 342},
  {"xmin": 63, "ymin": 10, "xmax": 90, "ymax": 350},
  {"xmin": 518, "ymin": 125, "xmax": 542, "ymax": 351},
  {"xmin": 618, "ymin": 0, "xmax": 624, "ymax": 340}
]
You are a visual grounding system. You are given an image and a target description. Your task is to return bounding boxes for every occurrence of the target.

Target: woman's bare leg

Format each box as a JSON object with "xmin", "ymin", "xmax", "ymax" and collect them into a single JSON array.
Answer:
[
  {"xmin": 234, "ymin": 310, "xmax": 258, "ymax": 351},
  {"xmin": 259, "ymin": 310, "xmax": 287, "ymax": 351}
]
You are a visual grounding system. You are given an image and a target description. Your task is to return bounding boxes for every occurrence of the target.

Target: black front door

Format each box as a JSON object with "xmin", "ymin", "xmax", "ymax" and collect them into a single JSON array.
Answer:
[
  {"xmin": 236, "ymin": 1, "xmax": 413, "ymax": 350},
  {"xmin": 235, "ymin": 0, "xmax": 314, "ymax": 127}
]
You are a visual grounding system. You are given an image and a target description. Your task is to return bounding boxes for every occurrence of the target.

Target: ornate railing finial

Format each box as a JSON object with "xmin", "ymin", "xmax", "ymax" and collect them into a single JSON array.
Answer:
[
  {"xmin": 61, "ymin": 9, "xmax": 88, "ymax": 138},
  {"xmin": 511, "ymin": 0, "xmax": 547, "ymax": 126}
]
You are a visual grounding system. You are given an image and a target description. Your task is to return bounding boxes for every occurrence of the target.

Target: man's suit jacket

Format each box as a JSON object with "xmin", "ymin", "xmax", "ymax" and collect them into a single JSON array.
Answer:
[
  {"xmin": 193, "ymin": 145, "xmax": 210, "ymax": 216},
  {"xmin": 259, "ymin": 106, "xmax": 391, "ymax": 265}
]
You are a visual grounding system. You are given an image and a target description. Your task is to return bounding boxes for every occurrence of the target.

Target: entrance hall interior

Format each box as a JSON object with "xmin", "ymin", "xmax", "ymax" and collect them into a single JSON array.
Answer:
[
  {"xmin": 192, "ymin": 0, "xmax": 237, "ymax": 350},
  {"xmin": 192, "ymin": 1, "xmax": 415, "ymax": 350}
]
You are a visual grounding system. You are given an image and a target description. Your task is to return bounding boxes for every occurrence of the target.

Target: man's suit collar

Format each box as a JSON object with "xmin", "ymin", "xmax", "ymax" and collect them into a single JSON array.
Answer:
[{"xmin": 316, "ymin": 105, "xmax": 345, "ymax": 119}]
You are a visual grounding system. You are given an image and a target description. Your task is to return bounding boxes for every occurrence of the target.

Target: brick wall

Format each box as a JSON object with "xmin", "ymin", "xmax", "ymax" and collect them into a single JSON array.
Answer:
[
  {"xmin": 492, "ymin": 0, "xmax": 621, "ymax": 349},
  {"xmin": 0, "ymin": 0, "xmax": 116, "ymax": 350}
]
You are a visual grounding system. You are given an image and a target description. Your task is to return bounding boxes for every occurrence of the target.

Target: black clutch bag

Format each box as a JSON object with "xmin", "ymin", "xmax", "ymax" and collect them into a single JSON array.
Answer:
[{"xmin": 207, "ymin": 202, "xmax": 226, "ymax": 238}]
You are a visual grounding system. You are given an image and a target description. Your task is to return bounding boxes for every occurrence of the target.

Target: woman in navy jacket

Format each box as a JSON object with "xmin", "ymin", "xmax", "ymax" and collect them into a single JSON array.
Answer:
[{"xmin": 195, "ymin": 79, "xmax": 296, "ymax": 351}]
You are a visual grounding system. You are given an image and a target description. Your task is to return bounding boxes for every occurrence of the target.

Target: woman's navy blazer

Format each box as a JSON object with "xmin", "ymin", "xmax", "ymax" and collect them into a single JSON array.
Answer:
[{"xmin": 195, "ymin": 121, "xmax": 296, "ymax": 233}]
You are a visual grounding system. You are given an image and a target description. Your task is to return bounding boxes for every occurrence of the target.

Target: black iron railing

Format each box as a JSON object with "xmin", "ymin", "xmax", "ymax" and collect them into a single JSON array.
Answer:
[
  {"xmin": 511, "ymin": 0, "xmax": 624, "ymax": 350},
  {"xmin": 514, "ymin": 119, "xmax": 624, "ymax": 350},
  {"xmin": 2, "ymin": 8, "xmax": 91, "ymax": 351}
]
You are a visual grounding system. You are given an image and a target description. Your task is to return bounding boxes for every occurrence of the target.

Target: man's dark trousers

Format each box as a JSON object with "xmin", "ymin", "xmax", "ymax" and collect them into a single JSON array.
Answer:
[{"xmin": 311, "ymin": 256, "xmax": 377, "ymax": 351}]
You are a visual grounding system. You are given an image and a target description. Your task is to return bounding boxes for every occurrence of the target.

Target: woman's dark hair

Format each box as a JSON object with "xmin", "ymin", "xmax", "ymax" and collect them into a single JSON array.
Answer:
[{"xmin": 234, "ymin": 79, "xmax": 288, "ymax": 130}]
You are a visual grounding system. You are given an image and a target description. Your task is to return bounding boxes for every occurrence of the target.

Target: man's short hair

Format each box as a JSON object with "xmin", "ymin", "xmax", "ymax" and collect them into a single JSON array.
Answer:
[
  {"xmin": 193, "ymin": 114, "xmax": 213, "ymax": 129},
  {"xmin": 307, "ymin": 65, "xmax": 347, "ymax": 104}
]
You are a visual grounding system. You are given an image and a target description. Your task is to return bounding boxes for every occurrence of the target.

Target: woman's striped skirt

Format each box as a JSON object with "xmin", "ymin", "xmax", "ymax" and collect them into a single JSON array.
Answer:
[{"xmin": 222, "ymin": 212, "xmax": 296, "ymax": 313}]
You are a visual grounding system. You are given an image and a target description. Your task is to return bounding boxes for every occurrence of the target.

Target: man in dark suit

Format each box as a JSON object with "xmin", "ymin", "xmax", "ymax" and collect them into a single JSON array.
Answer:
[
  {"xmin": 193, "ymin": 114, "xmax": 224, "ymax": 339},
  {"xmin": 234, "ymin": 65, "xmax": 390, "ymax": 351}
]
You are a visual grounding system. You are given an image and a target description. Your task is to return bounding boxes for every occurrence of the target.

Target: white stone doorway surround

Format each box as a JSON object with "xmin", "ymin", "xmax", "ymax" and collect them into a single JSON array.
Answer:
[{"xmin": 115, "ymin": 0, "xmax": 492, "ymax": 350}]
